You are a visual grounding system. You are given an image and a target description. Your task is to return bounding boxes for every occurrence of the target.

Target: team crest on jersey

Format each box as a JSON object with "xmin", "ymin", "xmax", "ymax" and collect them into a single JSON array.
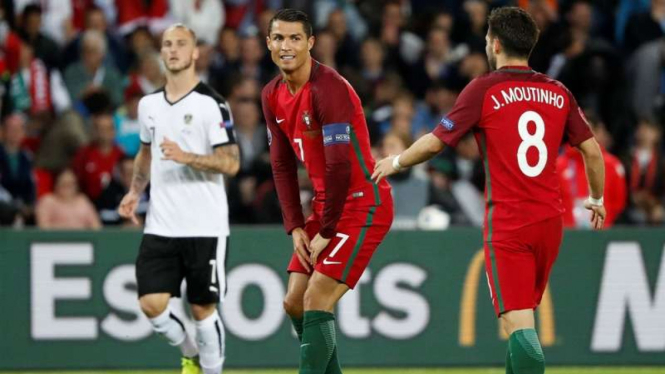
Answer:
[
  {"xmin": 302, "ymin": 110, "xmax": 312, "ymax": 129},
  {"xmin": 184, "ymin": 114, "xmax": 193, "ymax": 125},
  {"xmin": 440, "ymin": 116, "xmax": 455, "ymax": 130}
]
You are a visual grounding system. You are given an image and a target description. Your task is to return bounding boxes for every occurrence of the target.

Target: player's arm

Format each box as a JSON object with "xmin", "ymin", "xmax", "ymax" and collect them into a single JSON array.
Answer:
[
  {"xmin": 565, "ymin": 93, "xmax": 606, "ymax": 229},
  {"xmin": 373, "ymin": 79, "xmax": 484, "ymax": 183},
  {"xmin": 175, "ymin": 143, "xmax": 241, "ymax": 176},
  {"xmin": 119, "ymin": 143, "xmax": 151, "ymax": 224}
]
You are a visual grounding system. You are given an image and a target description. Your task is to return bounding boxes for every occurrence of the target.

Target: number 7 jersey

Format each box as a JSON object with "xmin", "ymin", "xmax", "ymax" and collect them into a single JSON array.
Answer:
[{"xmin": 432, "ymin": 66, "xmax": 593, "ymax": 240}]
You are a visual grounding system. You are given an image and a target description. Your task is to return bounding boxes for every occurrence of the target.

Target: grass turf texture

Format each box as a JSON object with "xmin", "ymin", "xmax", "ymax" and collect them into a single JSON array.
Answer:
[{"xmin": 1, "ymin": 368, "xmax": 664, "ymax": 374}]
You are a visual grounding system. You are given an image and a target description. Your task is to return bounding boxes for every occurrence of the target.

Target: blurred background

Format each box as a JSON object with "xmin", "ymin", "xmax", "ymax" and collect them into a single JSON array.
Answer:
[{"xmin": 1, "ymin": 0, "xmax": 664, "ymax": 231}]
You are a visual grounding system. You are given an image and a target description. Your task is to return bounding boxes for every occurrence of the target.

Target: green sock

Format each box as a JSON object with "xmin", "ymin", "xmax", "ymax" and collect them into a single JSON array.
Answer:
[
  {"xmin": 508, "ymin": 329, "xmax": 545, "ymax": 374},
  {"xmin": 299, "ymin": 311, "xmax": 337, "ymax": 374},
  {"xmin": 291, "ymin": 316, "xmax": 304, "ymax": 342},
  {"xmin": 325, "ymin": 347, "xmax": 342, "ymax": 374},
  {"xmin": 505, "ymin": 345, "xmax": 514, "ymax": 374}
]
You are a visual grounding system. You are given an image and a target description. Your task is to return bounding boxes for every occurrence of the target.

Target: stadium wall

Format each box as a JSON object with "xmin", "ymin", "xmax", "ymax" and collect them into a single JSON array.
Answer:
[{"xmin": 1, "ymin": 228, "xmax": 664, "ymax": 369}]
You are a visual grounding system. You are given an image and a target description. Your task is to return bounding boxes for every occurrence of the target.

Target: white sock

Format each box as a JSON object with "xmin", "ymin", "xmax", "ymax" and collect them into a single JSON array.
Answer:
[
  {"xmin": 149, "ymin": 307, "xmax": 198, "ymax": 358},
  {"xmin": 195, "ymin": 312, "xmax": 225, "ymax": 374}
]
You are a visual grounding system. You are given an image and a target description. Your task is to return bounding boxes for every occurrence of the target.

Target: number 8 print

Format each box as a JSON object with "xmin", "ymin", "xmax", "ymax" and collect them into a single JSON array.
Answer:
[{"xmin": 517, "ymin": 111, "xmax": 547, "ymax": 177}]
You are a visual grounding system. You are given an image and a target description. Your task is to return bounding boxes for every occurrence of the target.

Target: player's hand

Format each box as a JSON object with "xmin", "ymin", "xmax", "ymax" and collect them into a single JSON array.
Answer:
[
  {"xmin": 292, "ymin": 227, "xmax": 312, "ymax": 272},
  {"xmin": 309, "ymin": 233, "xmax": 331, "ymax": 266},
  {"xmin": 584, "ymin": 200, "xmax": 606, "ymax": 230},
  {"xmin": 160, "ymin": 137, "xmax": 190, "ymax": 164},
  {"xmin": 372, "ymin": 156, "xmax": 398, "ymax": 183},
  {"xmin": 118, "ymin": 191, "xmax": 140, "ymax": 225}
]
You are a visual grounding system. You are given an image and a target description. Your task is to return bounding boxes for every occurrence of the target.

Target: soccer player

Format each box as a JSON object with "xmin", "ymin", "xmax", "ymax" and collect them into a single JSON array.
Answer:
[
  {"xmin": 373, "ymin": 7, "xmax": 605, "ymax": 374},
  {"xmin": 262, "ymin": 9, "xmax": 393, "ymax": 374},
  {"xmin": 118, "ymin": 24, "xmax": 239, "ymax": 374}
]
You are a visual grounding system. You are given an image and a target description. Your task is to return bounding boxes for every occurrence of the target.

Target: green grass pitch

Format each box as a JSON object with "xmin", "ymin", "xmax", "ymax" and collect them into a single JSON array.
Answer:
[{"xmin": 2, "ymin": 368, "xmax": 665, "ymax": 374}]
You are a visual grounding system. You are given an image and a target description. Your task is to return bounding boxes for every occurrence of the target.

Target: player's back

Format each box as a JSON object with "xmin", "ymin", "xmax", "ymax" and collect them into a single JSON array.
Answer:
[{"xmin": 461, "ymin": 67, "xmax": 591, "ymax": 239}]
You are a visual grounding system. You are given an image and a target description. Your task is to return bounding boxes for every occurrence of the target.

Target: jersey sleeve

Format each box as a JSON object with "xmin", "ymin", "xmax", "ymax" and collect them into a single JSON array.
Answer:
[
  {"xmin": 312, "ymin": 73, "xmax": 353, "ymax": 239},
  {"xmin": 431, "ymin": 78, "xmax": 486, "ymax": 147},
  {"xmin": 564, "ymin": 90, "xmax": 594, "ymax": 146},
  {"xmin": 208, "ymin": 98, "xmax": 237, "ymax": 148},
  {"xmin": 138, "ymin": 98, "xmax": 152, "ymax": 144},
  {"xmin": 262, "ymin": 86, "xmax": 305, "ymax": 234}
]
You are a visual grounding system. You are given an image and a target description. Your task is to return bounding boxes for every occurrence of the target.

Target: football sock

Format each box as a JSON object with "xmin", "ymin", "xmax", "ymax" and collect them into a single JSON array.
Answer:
[
  {"xmin": 195, "ymin": 312, "xmax": 225, "ymax": 374},
  {"xmin": 509, "ymin": 328, "xmax": 545, "ymax": 374},
  {"xmin": 149, "ymin": 307, "xmax": 198, "ymax": 358},
  {"xmin": 300, "ymin": 310, "xmax": 337, "ymax": 374},
  {"xmin": 291, "ymin": 316, "xmax": 304, "ymax": 342},
  {"xmin": 505, "ymin": 345, "xmax": 514, "ymax": 374}
]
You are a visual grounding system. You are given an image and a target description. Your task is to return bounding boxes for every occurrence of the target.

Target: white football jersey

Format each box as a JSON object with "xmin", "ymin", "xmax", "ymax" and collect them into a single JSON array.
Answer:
[{"xmin": 138, "ymin": 82, "xmax": 236, "ymax": 237}]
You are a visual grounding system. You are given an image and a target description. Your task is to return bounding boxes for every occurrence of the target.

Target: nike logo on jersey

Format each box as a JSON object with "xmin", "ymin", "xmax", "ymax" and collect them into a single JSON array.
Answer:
[
  {"xmin": 323, "ymin": 258, "xmax": 342, "ymax": 265},
  {"xmin": 276, "ymin": 118, "xmax": 285, "ymax": 124}
]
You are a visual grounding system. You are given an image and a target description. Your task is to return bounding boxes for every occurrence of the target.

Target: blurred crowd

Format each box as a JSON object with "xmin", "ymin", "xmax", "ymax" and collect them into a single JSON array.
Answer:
[{"xmin": 0, "ymin": 0, "xmax": 663, "ymax": 230}]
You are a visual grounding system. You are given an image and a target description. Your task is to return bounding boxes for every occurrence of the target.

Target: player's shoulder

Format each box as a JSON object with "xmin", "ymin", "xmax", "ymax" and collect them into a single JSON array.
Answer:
[
  {"xmin": 310, "ymin": 61, "xmax": 346, "ymax": 89},
  {"xmin": 193, "ymin": 82, "xmax": 229, "ymax": 106},
  {"xmin": 262, "ymin": 74, "xmax": 283, "ymax": 100},
  {"xmin": 138, "ymin": 87, "xmax": 165, "ymax": 109}
]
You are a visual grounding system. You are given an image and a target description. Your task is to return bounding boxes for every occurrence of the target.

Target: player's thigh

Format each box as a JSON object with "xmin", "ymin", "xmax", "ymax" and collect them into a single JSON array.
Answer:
[
  {"xmin": 303, "ymin": 271, "xmax": 350, "ymax": 312},
  {"xmin": 287, "ymin": 215, "xmax": 321, "ymax": 275},
  {"xmin": 314, "ymin": 205, "xmax": 392, "ymax": 289},
  {"xmin": 183, "ymin": 236, "xmax": 226, "ymax": 306},
  {"xmin": 135, "ymin": 234, "xmax": 184, "ymax": 299},
  {"xmin": 484, "ymin": 238, "xmax": 536, "ymax": 317},
  {"xmin": 532, "ymin": 216, "xmax": 563, "ymax": 305}
]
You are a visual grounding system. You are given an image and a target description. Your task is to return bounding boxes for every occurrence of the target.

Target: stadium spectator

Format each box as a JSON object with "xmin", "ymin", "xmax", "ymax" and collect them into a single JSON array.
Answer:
[
  {"xmin": 234, "ymin": 97, "xmax": 266, "ymax": 172},
  {"xmin": 17, "ymin": 4, "xmax": 60, "ymax": 70},
  {"xmin": 195, "ymin": 42, "xmax": 214, "ymax": 84},
  {"xmin": 0, "ymin": 113, "xmax": 35, "ymax": 222},
  {"xmin": 14, "ymin": 0, "xmax": 72, "ymax": 46},
  {"xmin": 113, "ymin": 82, "xmax": 142, "ymax": 157},
  {"xmin": 30, "ymin": 111, "xmax": 88, "ymax": 173},
  {"xmin": 427, "ymin": 156, "xmax": 471, "ymax": 226},
  {"xmin": 127, "ymin": 51, "xmax": 164, "ymax": 95},
  {"xmin": 62, "ymin": 6, "xmax": 129, "ymax": 72},
  {"xmin": 71, "ymin": 112, "xmax": 124, "ymax": 200},
  {"xmin": 381, "ymin": 130, "xmax": 428, "ymax": 229},
  {"xmin": 169, "ymin": 0, "xmax": 225, "ymax": 46},
  {"xmin": 63, "ymin": 30, "xmax": 124, "ymax": 108},
  {"xmin": 557, "ymin": 115, "xmax": 627, "ymax": 228},
  {"xmin": 378, "ymin": 0, "xmax": 423, "ymax": 67},
  {"xmin": 125, "ymin": 26, "xmax": 157, "ymax": 70},
  {"xmin": 311, "ymin": 28, "xmax": 337, "ymax": 69},
  {"xmin": 326, "ymin": 8, "xmax": 361, "ymax": 69},
  {"xmin": 96, "ymin": 155, "xmax": 147, "ymax": 226},
  {"xmin": 623, "ymin": 0, "xmax": 665, "ymax": 55},
  {"xmin": 114, "ymin": 0, "xmax": 171, "ymax": 36},
  {"xmin": 622, "ymin": 119, "xmax": 665, "ymax": 225},
  {"xmin": 9, "ymin": 41, "xmax": 71, "ymax": 115},
  {"xmin": 35, "ymin": 168, "xmax": 101, "ymax": 229},
  {"xmin": 412, "ymin": 81, "xmax": 460, "ymax": 137},
  {"xmin": 408, "ymin": 27, "xmax": 457, "ymax": 98}
]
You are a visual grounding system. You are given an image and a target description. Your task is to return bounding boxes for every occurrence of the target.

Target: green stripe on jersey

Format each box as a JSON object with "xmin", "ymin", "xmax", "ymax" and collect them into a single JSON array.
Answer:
[
  {"xmin": 350, "ymin": 128, "xmax": 381, "ymax": 206},
  {"xmin": 480, "ymin": 132, "xmax": 504, "ymax": 312},
  {"xmin": 341, "ymin": 206, "xmax": 376, "ymax": 282}
]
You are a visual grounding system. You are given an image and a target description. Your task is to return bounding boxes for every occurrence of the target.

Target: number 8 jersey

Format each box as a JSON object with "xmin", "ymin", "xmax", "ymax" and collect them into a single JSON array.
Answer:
[{"xmin": 432, "ymin": 65, "xmax": 593, "ymax": 241}]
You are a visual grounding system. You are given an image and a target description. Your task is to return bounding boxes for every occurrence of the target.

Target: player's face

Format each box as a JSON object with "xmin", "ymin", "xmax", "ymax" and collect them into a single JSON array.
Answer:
[
  {"xmin": 485, "ymin": 32, "xmax": 497, "ymax": 71},
  {"xmin": 161, "ymin": 28, "xmax": 199, "ymax": 74},
  {"xmin": 267, "ymin": 20, "xmax": 314, "ymax": 74}
]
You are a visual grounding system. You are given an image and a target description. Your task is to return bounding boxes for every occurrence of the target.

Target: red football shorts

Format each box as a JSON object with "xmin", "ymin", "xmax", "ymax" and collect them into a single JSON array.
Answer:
[
  {"xmin": 484, "ymin": 215, "xmax": 563, "ymax": 317},
  {"xmin": 287, "ymin": 199, "xmax": 393, "ymax": 289}
]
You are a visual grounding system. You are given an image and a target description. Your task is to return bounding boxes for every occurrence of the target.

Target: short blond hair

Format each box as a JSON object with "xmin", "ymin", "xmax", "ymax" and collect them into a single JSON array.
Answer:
[{"xmin": 163, "ymin": 23, "xmax": 198, "ymax": 44}]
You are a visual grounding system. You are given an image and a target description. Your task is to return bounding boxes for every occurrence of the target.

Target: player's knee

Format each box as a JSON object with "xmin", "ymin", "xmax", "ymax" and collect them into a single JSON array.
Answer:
[
  {"xmin": 190, "ymin": 303, "xmax": 217, "ymax": 321},
  {"xmin": 139, "ymin": 295, "xmax": 169, "ymax": 318},
  {"xmin": 283, "ymin": 293, "xmax": 304, "ymax": 318}
]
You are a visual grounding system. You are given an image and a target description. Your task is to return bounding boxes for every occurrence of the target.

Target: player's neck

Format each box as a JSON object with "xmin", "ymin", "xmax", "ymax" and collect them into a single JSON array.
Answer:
[
  {"xmin": 165, "ymin": 70, "xmax": 200, "ymax": 102},
  {"xmin": 282, "ymin": 58, "xmax": 312, "ymax": 94},
  {"xmin": 496, "ymin": 57, "xmax": 529, "ymax": 70}
]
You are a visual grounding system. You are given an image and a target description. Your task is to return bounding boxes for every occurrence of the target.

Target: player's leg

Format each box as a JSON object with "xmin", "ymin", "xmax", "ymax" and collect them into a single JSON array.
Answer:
[
  {"xmin": 185, "ymin": 236, "xmax": 227, "ymax": 374},
  {"xmin": 284, "ymin": 219, "xmax": 319, "ymax": 341},
  {"xmin": 136, "ymin": 235, "xmax": 198, "ymax": 360},
  {"xmin": 284, "ymin": 272, "xmax": 310, "ymax": 341},
  {"xmin": 484, "ymin": 235, "xmax": 542, "ymax": 374},
  {"xmin": 300, "ymin": 204, "xmax": 392, "ymax": 374}
]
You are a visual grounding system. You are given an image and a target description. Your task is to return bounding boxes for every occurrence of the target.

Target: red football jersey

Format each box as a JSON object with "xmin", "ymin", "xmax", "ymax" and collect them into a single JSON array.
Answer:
[
  {"xmin": 262, "ymin": 60, "xmax": 391, "ymax": 238},
  {"xmin": 433, "ymin": 66, "xmax": 593, "ymax": 240}
]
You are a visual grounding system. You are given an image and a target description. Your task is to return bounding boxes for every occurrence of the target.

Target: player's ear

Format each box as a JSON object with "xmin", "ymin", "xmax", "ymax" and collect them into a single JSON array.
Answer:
[
  {"xmin": 308, "ymin": 35, "xmax": 315, "ymax": 51},
  {"xmin": 493, "ymin": 37, "xmax": 501, "ymax": 55},
  {"xmin": 192, "ymin": 45, "xmax": 200, "ymax": 60},
  {"xmin": 266, "ymin": 35, "xmax": 272, "ymax": 51}
]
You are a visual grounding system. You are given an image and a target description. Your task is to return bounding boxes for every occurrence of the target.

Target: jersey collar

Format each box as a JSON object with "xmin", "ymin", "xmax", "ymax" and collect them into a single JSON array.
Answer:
[{"xmin": 498, "ymin": 65, "xmax": 534, "ymax": 74}]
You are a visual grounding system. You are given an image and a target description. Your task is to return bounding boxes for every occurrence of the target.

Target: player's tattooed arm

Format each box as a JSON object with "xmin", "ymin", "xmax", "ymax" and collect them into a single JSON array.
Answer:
[
  {"xmin": 186, "ymin": 144, "xmax": 241, "ymax": 176},
  {"xmin": 131, "ymin": 143, "xmax": 152, "ymax": 194}
]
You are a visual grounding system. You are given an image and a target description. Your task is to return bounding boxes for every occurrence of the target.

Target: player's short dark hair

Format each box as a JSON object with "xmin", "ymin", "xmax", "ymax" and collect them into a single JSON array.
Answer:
[
  {"xmin": 487, "ymin": 7, "xmax": 539, "ymax": 59},
  {"xmin": 269, "ymin": 9, "xmax": 313, "ymax": 38},
  {"xmin": 22, "ymin": 4, "xmax": 42, "ymax": 17}
]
